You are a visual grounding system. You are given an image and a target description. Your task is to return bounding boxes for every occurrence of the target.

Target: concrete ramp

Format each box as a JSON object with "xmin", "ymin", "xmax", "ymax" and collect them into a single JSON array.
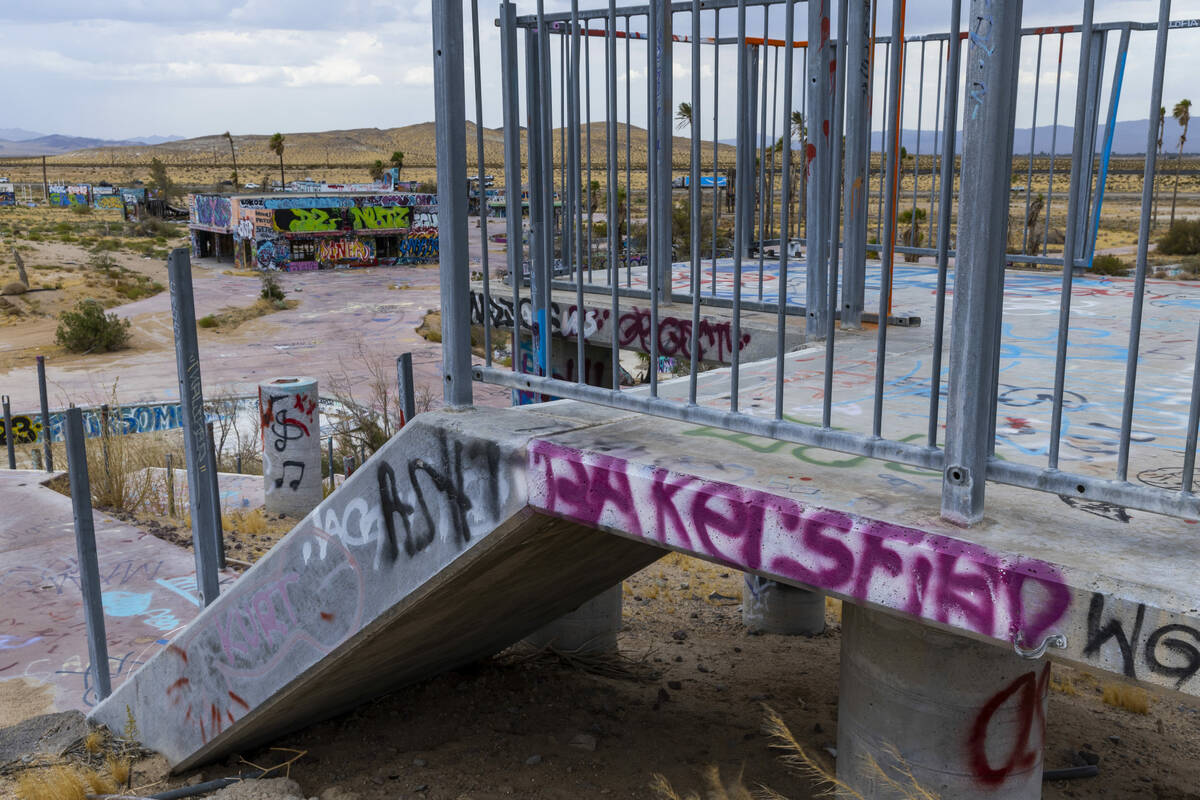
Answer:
[{"xmin": 89, "ymin": 408, "xmax": 662, "ymax": 771}]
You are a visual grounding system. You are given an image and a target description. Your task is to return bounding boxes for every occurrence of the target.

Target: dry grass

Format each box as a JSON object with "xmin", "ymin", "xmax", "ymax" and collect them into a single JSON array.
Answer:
[
  {"xmin": 15, "ymin": 766, "xmax": 87, "ymax": 800},
  {"xmin": 105, "ymin": 754, "xmax": 131, "ymax": 788},
  {"xmin": 197, "ymin": 297, "xmax": 298, "ymax": 332},
  {"xmin": 1102, "ymin": 684, "xmax": 1151, "ymax": 714}
]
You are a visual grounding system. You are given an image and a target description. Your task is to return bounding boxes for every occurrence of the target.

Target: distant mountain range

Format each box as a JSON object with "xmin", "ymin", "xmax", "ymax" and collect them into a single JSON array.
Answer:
[
  {"xmin": 723, "ymin": 118, "xmax": 1200, "ymax": 156},
  {"xmin": 0, "ymin": 131, "xmax": 184, "ymax": 157}
]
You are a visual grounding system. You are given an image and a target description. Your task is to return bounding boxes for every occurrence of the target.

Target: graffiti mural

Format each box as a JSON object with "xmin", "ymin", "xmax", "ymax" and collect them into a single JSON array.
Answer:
[
  {"xmin": 317, "ymin": 238, "xmax": 374, "ymax": 263},
  {"xmin": 272, "ymin": 206, "xmax": 411, "ymax": 233},
  {"xmin": 48, "ymin": 185, "xmax": 90, "ymax": 207},
  {"xmin": 0, "ymin": 400, "xmax": 253, "ymax": 446},
  {"xmin": 0, "ymin": 182, "xmax": 15, "ymax": 206},
  {"xmin": 192, "ymin": 195, "xmax": 232, "ymax": 229}
]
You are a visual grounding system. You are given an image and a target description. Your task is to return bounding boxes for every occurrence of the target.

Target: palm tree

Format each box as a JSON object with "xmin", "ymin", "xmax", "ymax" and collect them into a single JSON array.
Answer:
[
  {"xmin": 1152, "ymin": 106, "xmax": 1165, "ymax": 228},
  {"xmin": 268, "ymin": 133, "xmax": 286, "ymax": 189},
  {"xmin": 390, "ymin": 150, "xmax": 405, "ymax": 172},
  {"xmin": 1170, "ymin": 99, "xmax": 1191, "ymax": 226},
  {"xmin": 369, "ymin": 160, "xmax": 385, "ymax": 180},
  {"xmin": 223, "ymin": 131, "xmax": 239, "ymax": 189},
  {"xmin": 675, "ymin": 101, "xmax": 692, "ymax": 131}
]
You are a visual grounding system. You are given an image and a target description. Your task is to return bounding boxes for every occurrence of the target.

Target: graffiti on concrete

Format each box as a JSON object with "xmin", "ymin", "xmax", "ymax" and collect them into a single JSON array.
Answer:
[
  {"xmin": 967, "ymin": 663, "xmax": 1050, "ymax": 786},
  {"xmin": 193, "ymin": 195, "xmax": 232, "ymax": 229},
  {"xmin": 317, "ymin": 238, "xmax": 374, "ymax": 263},
  {"xmin": 1083, "ymin": 593, "xmax": 1200, "ymax": 689},
  {"xmin": 0, "ymin": 402, "xmax": 197, "ymax": 446},
  {"xmin": 528, "ymin": 440, "xmax": 1071, "ymax": 643}
]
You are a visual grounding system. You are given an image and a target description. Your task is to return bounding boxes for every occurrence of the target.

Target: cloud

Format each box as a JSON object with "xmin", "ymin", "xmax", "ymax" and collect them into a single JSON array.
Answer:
[{"xmin": 404, "ymin": 65, "xmax": 435, "ymax": 86}]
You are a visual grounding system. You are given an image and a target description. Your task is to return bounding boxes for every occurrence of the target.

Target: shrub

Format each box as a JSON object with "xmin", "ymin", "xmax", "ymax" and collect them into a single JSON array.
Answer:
[
  {"xmin": 55, "ymin": 300, "xmax": 131, "ymax": 352},
  {"xmin": 1090, "ymin": 254, "xmax": 1130, "ymax": 276},
  {"xmin": 1158, "ymin": 220, "xmax": 1200, "ymax": 256},
  {"xmin": 260, "ymin": 271, "xmax": 286, "ymax": 303},
  {"xmin": 70, "ymin": 203, "xmax": 91, "ymax": 215},
  {"xmin": 198, "ymin": 314, "xmax": 218, "ymax": 328}
]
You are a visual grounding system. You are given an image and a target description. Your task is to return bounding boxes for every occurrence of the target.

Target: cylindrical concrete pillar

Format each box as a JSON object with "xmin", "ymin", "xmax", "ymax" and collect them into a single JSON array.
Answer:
[
  {"xmin": 524, "ymin": 584, "xmax": 623, "ymax": 653},
  {"xmin": 258, "ymin": 377, "xmax": 322, "ymax": 518},
  {"xmin": 742, "ymin": 576, "xmax": 825, "ymax": 635},
  {"xmin": 837, "ymin": 604, "xmax": 1049, "ymax": 799}
]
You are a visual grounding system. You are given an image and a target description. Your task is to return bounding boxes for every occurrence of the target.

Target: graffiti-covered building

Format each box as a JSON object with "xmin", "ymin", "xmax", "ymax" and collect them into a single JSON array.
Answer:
[
  {"xmin": 0, "ymin": 180, "xmax": 14, "ymax": 206},
  {"xmin": 187, "ymin": 191, "xmax": 439, "ymax": 271}
]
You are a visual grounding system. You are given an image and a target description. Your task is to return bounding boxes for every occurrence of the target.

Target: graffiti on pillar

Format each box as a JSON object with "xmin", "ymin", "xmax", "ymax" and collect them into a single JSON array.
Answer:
[
  {"xmin": 317, "ymin": 238, "xmax": 374, "ymax": 263},
  {"xmin": 259, "ymin": 387, "xmax": 317, "ymax": 493},
  {"xmin": 1082, "ymin": 593, "xmax": 1200, "ymax": 689},
  {"xmin": 966, "ymin": 663, "xmax": 1050, "ymax": 786},
  {"xmin": 527, "ymin": 441, "xmax": 1071, "ymax": 644}
]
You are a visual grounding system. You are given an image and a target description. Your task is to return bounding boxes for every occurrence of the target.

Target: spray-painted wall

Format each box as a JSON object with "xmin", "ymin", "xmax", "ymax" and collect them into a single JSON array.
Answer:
[
  {"xmin": 0, "ymin": 181, "xmax": 14, "ymax": 206},
  {"xmin": 192, "ymin": 192, "xmax": 441, "ymax": 272},
  {"xmin": 47, "ymin": 184, "xmax": 91, "ymax": 208},
  {"xmin": 92, "ymin": 186, "xmax": 123, "ymax": 210}
]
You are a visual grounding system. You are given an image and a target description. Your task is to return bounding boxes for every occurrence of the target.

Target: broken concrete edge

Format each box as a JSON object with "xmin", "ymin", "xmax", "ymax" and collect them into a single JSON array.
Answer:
[
  {"xmin": 86, "ymin": 406, "xmax": 636, "ymax": 771},
  {"xmin": 523, "ymin": 437, "xmax": 1200, "ymax": 702}
]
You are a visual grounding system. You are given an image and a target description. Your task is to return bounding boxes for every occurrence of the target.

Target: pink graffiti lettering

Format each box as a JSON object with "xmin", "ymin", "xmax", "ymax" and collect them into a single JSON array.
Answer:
[
  {"xmin": 617, "ymin": 307, "xmax": 751, "ymax": 362},
  {"xmin": 528, "ymin": 441, "xmax": 1070, "ymax": 642}
]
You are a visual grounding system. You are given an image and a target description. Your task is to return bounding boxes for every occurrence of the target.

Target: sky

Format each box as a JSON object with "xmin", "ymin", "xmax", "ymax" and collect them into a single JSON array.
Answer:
[{"xmin": 0, "ymin": 1, "xmax": 1198, "ymax": 143}]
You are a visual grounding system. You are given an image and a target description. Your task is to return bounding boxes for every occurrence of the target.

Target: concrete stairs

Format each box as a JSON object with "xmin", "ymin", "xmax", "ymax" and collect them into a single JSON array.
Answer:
[{"xmin": 89, "ymin": 408, "xmax": 662, "ymax": 771}]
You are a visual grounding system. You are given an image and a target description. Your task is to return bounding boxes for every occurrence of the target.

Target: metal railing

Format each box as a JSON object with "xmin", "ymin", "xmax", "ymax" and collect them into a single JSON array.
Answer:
[{"xmin": 434, "ymin": 0, "xmax": 1198, "ymax": 525}]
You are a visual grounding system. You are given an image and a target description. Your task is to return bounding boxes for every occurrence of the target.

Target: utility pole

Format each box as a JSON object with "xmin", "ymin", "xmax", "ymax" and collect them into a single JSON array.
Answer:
[{"xmin": 41, "ymin": 156, "xmax": 49, "ymax": 202}]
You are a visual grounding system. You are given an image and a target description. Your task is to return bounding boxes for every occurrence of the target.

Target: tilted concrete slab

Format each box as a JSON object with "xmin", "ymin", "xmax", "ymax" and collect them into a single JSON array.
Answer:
[
  {"xmin": 90, "ymin": 409, "xmax": 663, "ymax": 771},
  {"xmin": 91, "ymin": 383, "xmax": 1200, "ymax": 771},
  {"xmin": 469, "ymin": 285, "xmax": 807, "ymax": 364}
]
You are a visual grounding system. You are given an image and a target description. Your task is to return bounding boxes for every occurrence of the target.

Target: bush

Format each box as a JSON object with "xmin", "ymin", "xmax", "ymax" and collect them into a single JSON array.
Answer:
[
  {"xmin": 260, "ymin": 271, "xmax": 286, "ymax": 302},
  {"xmin": 1158, "ymin": 220, "xmax": 1200, "ymax": 256},
  {"xmin": 56, "ymin": 300, "xmax": 131, "ymax": 352},
  {"xmin": 1090, "ymin": 254, "xmax": 1130, "ymax": 276},
  {"xmin": 198, "ymin": 314, "xmax": 218, "ymax": 328},
  {"xmin": 70, "ymin": 203, "xmax": 91, "ymax": 216}
]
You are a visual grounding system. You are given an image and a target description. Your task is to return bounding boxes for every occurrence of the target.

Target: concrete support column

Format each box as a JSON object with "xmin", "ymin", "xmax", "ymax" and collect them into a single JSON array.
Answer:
[
  {"xmin": 742, "ymin": 576, "xmax": 825, "ymax": 635},
  {"xmin": 524, "ymin": 584, "xmax": 622, "ymax": 653},
  {"xmin": 837, "ymin": 604, "xmax": 1049, "ymax": 799},
  {"xmin": 259, "ymin": 377, "xmax": 323, "ymax": 518}
]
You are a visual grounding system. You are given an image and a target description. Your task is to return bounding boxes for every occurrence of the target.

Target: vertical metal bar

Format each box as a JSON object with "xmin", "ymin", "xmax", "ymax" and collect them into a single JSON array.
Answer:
[
  {"xmin": 470, "ymin": 0, "xmax": 492, "ymax": 366},
  {"xmin": 64, "ymin": 407, "xmax": 111, "ymax": 702},
  {"xmin": 1021, "ymin": 34, "xmax": 1044, "ymax": 255},
  {"xmin": 327, "ymin": 436, "xmax": 334, "ymax": 491},
  {"xmin": 625, "ymin": 15, "xmax": 633, "ymax": 289},
  {"xmin": 732, "ymin": 0, "xmax": 748, "ymax": 413},
  {"xmin": 1117, "ymin": 1, "xmax": 1171, "ymax": 481},
  {"xmin": 433, "ymin": 0, "xmax": 473, "ymax": 407},
  {"xmin": 712, "ymin": 10, "xmax": 721, "ymax": 296},
  {"xmin": 500, "ymin": 1, "xmax": 523, "ymax": 384},
  {"xmin": 912, "ymin": 40, "xmax": 925, "ymax": 219},
  {"xmin": 705, "ymin": 10, "xmax": 715, "ymax": 297},
  {"xmin": 768, "ymin": 43, "xmax": 780, "ymax": 242},
  {"xmin": 1087, "ymin": 27, "xmax": 1130, "ymax": 267},
  {"xmin": 756, "ymin": 7, "xmax": 770, "ymax": 303},
  {"xmin": 648, "ymin": 7, "xmax": 661, "ymax": 396},
  {"xmin": 876, "ymin": 40, "xmax": 890, "ymax": 240},
  {"xmin": 570, "ymin": 1, "xmax": 585, "ymax": 384},
  {"xmin": 842, "ymin": 0, "xmax": 871, "ymax": 331},
  {"xmin": 1072, "ymin": 30, "xmax": 1105, "ymax": 269},
  {"xmin": 525, "ymin": 28, "xmax": 544, "ymax": 388},
  {"xmin": 689, "ymin": 0, "xmax": 702, "ymax": 403},
  {"xmin": 166, "ymin": 452, "xmax": 176, "ymax": 518},
  {"xmin": 1048, "ymin": 1, "xmax": 1095, "ymax": 470},
  {"xmin": 2, "ymin": 396, "xmax": 13, "ymax": 469},
  {"xmin": 822, "ymin": 0, "xmax": 848, "ymax": 429},
  {"xmin": 167, "ymin": 248, "xmax": 220, "ymax": 607},
  {"xmin": 1043, "ymin": 32, "xmax": 1065, "ymax": 256},
  {"xmin": 585, "ymin": 29, "xmax": 594, "ymax": 283},
  {"xmin": 539, "ymin": 8, "xmax": 555, "ymax": 383},
  {"xmin": 1184, "ymin": 323, "xmax": 1200, "ymax": 494},
  {"xmin": 927, "ymin": 0, "xmax": 962, "ymax": 449},
  {"xmin": 744, "ymin": 45, "xmax": 760, "ymax": 261},
  {"xmin": 396, "ymin": 353, "xmax": 417, "ymax": 427},
  {"xmin": 806, "ymin": 0, "xmax": 831, "ymax": 338},
  {"xmin": 776, "ymin": 0, "xmax": 797, "ymax": 421},
  {"xmin": 561, "ymin": 36, "xmax": 568, "ymax": 270},
  {"xmin": 654, "ymin": 3, "xmax": 673, "ymax": 306},
  {"xmin": 608, "ymin": 2, "xmax": 620, "ymax": 391},
  {"xmin": 928, "ymin": 39, "xmax": 943, "ymax": 243},
  {"xmin": 941, "ymin": 0, "xmax": 1022, "ymax": 525},
  {"xmin": 36, "ymin": 355, "xmax": 52, "ymax": 471},
  {"xmin": 871, "ymin": 0, "xmax": 903, "ymax": 437}
]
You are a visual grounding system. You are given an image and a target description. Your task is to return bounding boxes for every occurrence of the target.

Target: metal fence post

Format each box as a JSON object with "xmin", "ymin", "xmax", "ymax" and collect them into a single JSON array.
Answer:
[
  {"xmin": 327, "ymin": 436, "xmax": 334, "ymax": 492},
  {"xmin": 36, "ymin": 355, "xmax": 53, "ymax": 471},
  {"xmin": 167, "ymin": 247, "xmax": 221, "ymax": 606},
  {"xmin": 653, "ymin": 0, "xmax": 673, "ymax": 304},
  {"xmin": 433, "ymin": 0, "xmax": 473, "ymax": 408},
  {"xmin": 397, "ymin": 353, "xmax": 417, "ymax": 428},
  {"xmin": 64, "ymin": 407, "xmax": 111, "ymax": 701},
  {"xmin": 841, "ymin": 0, "xmax": 871, "ymax": 330},
  {"xmin": 2, "ymin": 395, "xmax": 13, "ymax": 469},
  {"xmin": 806, "ymin": 0, "xmax": 832, "ymax": 337},
  {"xmin": 941, "ymin": 0, "xmax": 1024, "ymax": 526},
  {"xmin": 166, "ymin": 452, "xmax": 176, "ymax": 517},
  {"xmin": 205, "ymin": 420, "xmax": 226, "ymax": 570}
]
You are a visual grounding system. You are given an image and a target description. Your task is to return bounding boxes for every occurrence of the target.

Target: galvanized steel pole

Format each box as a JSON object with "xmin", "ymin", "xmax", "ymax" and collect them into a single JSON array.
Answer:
[
  {"xmin": 64, "ymin": 407, "xmax": 111, "ymax": 701},
  {"xmin": 167, "ymin": 248, "xmax": 221, "ymax": 606},
  {"xmin": 2, "ymin": 395, "xmax": 13, "ymax": 469},
  {"xmin": 941, "ymin": 0, "xmax": 1023, "ymax": 525},
  {"xmin": 396, "ymin": 353, "xmax": 417, "ymax": 427},
  {"xmin": 805, "ymin": 0, "xmax": 832, "ymax": 337},
  {"xmin": 433, "ymin": 0, "xmax": 473, "ymax": 408},
  {"xmin": 842, "ymin": 0, "xmax": 871, "ymax": 330},
  {"xmin": 37, "ymin": 355, "xmax": 53, "ymax": 471}
]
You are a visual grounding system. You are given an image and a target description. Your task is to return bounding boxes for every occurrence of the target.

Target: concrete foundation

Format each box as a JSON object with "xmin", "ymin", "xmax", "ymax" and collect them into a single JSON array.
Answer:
[
  {"xmin": 258, "ymin": 377, "xmax": 322, "ymax": 518},
  {"xmin": 742, "ymin": 576, "xmax": 825, "ymax": 635},
  {"xmin": 837, "ymin": 604, "xmax": 1049, "ymax": 799},
  {"xmin": 524, "ymin": 584, "xmax": 623, "ymax": 653}
]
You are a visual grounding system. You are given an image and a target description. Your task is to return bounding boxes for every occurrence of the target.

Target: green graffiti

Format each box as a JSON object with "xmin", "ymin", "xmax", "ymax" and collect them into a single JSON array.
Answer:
[
  {"xmin": 350, "ymin": 205, "xmax": 409, "ymax": 230},
  {"xmin": 682, "ymin": 421, "xmax": 938, "ymax": 476},
  {"xmin": 276, "ymin": 208, "xmax": 339, "ymax": 232}
]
